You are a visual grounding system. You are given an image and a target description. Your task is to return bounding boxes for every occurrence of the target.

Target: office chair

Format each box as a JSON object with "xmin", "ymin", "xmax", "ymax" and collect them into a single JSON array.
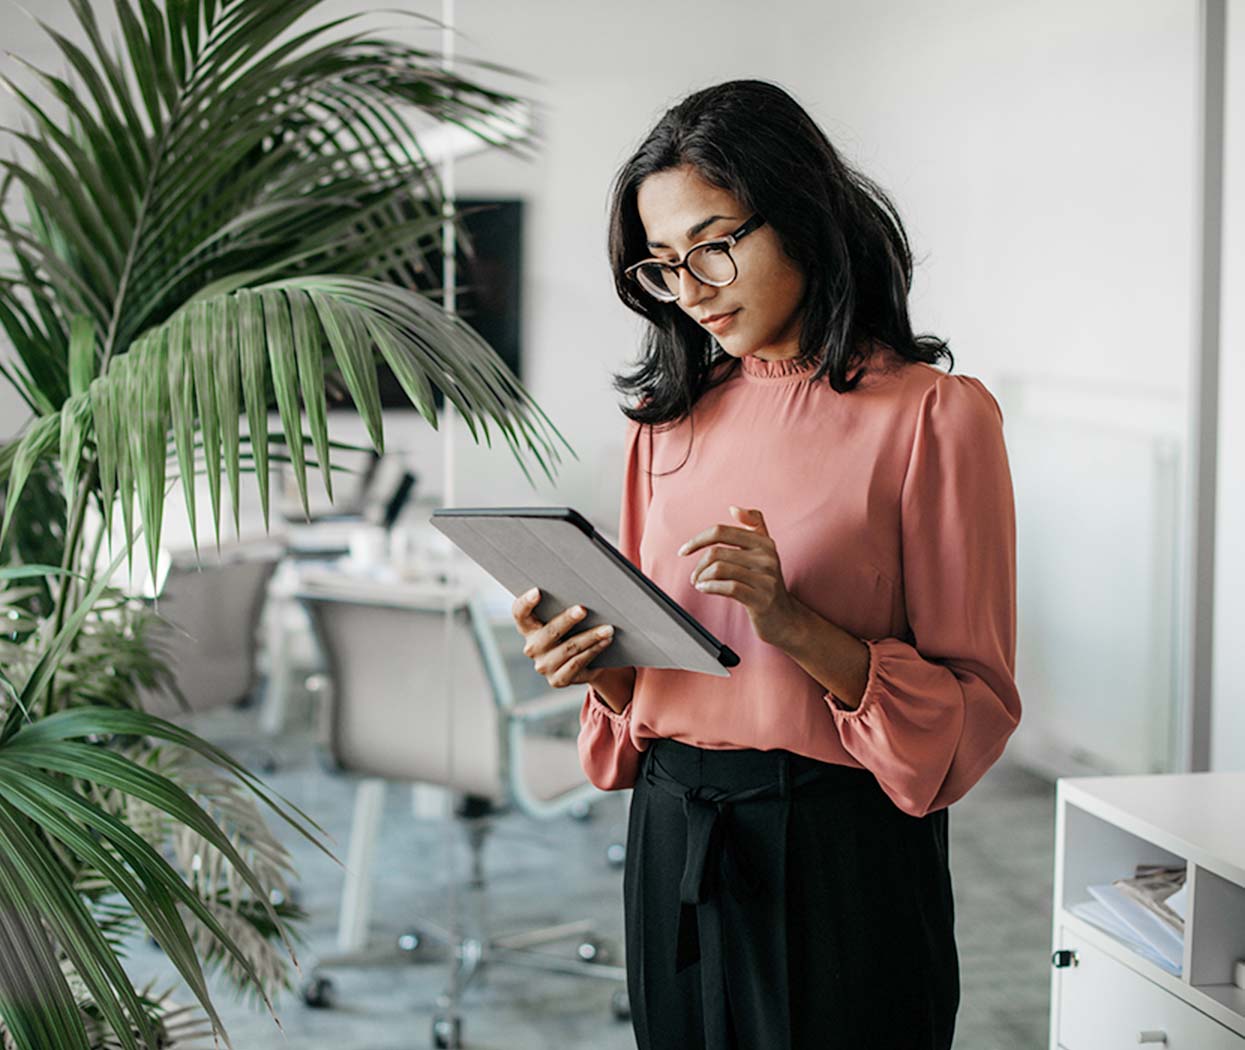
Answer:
[
  {"xmin": 296, "ymin": 580, "xmax": 627, "ymax": 1048},
  {"xmin": 139, "ymin": 539, "xmax": 282, "ymax": 716}
]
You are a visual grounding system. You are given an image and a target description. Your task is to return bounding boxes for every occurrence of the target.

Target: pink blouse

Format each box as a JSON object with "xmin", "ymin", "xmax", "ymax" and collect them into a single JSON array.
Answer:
[{"xmin": 577, "ymin": 342, "xmax": 1022, "ymax": 818}]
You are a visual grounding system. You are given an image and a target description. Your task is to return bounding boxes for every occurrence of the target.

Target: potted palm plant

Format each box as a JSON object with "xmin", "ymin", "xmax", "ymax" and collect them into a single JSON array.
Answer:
[{"xmin": 0, "ymin": 1, "xmax": 569, "ymax": 1046}]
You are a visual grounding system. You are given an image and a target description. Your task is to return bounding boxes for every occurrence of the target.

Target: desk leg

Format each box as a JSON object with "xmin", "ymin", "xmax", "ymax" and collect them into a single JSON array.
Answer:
[
  {"xmin": 260, "ymin": 591, "xmax": 291, "ymax": 736},
  {"xmin": 338, "ymin": 778, "xmax": 386, "ymax": 954}
]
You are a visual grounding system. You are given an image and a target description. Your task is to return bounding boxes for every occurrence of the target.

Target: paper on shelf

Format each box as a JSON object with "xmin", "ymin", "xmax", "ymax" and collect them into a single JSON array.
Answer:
[
  {"xmin": 1068, "ymin": 900, "xmax": 1183, "ymax": 976},
  {"xmin": 1165, "ymin": 882, "xmax": 1188, "ymax": 923},
  {"xmin": 1114, "ymin": 864, "xmax": 1186, "ymax": 934},
  {"xmin": 1086, "ymin": 882, "xmax": 1184, "ymax": 973}
]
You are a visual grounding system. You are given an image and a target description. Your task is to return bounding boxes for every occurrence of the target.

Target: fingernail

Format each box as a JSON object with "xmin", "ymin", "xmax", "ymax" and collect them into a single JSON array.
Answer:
[
  {"xmin": 524, "ymin": 587, "xmax": 539, "ymax": 601},
  {"xmin": 572, "ymin": 605, "xmax": 585, "ymax": 618},
  {"xmin": 598, "ymin": 625, "xmax": 614, "ymax": 636},
  {"xmin": 677, "ymin": 544, "xmax": 687, "ymax": 555}
]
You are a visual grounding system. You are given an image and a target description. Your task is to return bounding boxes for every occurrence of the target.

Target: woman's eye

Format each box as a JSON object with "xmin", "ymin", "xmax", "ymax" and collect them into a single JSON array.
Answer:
[{"xmin": 700, "ymin": 244, "xmax": 729, "ymax": 255}]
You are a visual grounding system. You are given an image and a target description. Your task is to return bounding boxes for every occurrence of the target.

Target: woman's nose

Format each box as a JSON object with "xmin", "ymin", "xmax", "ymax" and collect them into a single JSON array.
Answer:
[{"xmin": 677, "ymin": 266, "xmax": 712, "ymax": 307}]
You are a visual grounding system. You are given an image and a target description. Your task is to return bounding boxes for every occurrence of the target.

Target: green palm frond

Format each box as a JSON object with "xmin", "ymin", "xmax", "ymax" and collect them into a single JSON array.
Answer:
[
  {"xmin": 0, "ymin": 703, "xmax": 334, "ymax": 1050},
  {"xmin": 0, "ymin": 575, "xmax": 176, "ymax": 726},
  {"xmin": 0, "ymin": 1, "xmax": 555, "ymax": 1045},
  {"xmin": 75, "ymin": 742, "xmax": 301, "ymax": 1009},
  {"xmin": 1, "ymin": 0, "xmax": 565, "ymax": 576},
  {"xmin": 185, "ymin": 898, "xmax": 303, "ymax": 1008},
  {"xmin": 132, "ymin": 747, "xmax": 303, "ymax": 1005},
  {"xmin": 67, "ymin": 274, "xmax": 567, "ymax": 574},
  {"xmin": 0, "ymin": 553, "xmax": 331, "ymax": 1050}
]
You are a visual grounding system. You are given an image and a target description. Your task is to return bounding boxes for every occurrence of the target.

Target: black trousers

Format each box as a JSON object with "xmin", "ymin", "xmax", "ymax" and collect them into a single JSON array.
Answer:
[{"xmin": 623, "ymin": 739, "xmax": 959, "ymax": 1050}]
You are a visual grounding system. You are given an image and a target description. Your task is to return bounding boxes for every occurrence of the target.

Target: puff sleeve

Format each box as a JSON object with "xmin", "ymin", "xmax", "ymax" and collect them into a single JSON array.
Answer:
[
  {"xmin": 577, "ymin": 413, "xmax": 651, "ymax": 790},
  {"xmin": 827, "ymin": 374, "xmax": 1022, "ymax": 818}
]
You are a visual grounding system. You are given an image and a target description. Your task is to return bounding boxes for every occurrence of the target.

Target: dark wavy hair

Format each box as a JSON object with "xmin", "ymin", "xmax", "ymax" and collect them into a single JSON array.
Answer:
[{"xmin": 607, "ymin": 79, "xmax": 952, "ymax": 430}]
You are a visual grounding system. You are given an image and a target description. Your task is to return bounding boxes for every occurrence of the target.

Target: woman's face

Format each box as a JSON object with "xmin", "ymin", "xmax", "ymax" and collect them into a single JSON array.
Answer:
[{"xmin": 634, "ymin": 165, "xmax": 806, "ymax": 361}]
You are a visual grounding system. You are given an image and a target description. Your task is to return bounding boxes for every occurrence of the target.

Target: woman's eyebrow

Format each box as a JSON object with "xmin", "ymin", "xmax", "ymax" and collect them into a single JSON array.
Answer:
[{"xmin": 646, "ymin": 214, "xmax": 737, "ymax": 250}]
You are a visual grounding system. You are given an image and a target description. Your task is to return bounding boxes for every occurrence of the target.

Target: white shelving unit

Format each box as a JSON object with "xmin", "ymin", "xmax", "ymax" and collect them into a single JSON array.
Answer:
[{"xmin": 1051, "ymin": 772, "xmax": 1245, "ymax": 1048}]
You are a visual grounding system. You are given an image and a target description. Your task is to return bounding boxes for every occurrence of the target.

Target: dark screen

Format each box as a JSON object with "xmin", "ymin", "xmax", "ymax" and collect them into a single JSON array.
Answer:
[{"xmin": 371, "ymin": 197, "xmax": 523, "ymax": 411}]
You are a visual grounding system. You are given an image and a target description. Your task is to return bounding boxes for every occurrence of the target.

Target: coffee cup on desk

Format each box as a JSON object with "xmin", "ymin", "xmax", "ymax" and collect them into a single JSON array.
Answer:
[{"xmin": 347, "ymin": 525, "xmax": 387, "ymax": 568}]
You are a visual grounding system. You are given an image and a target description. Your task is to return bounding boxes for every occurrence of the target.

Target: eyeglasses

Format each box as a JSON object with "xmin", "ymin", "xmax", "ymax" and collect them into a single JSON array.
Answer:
[{"xmin": 625, "ymin": 215, "xmax": 766, "ymax": 302}]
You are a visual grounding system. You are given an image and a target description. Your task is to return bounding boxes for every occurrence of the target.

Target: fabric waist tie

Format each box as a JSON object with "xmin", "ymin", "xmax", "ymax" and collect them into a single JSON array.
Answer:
[{"xmin": 642, "ymin": 739, "xmax": 874, "ymax": 977}]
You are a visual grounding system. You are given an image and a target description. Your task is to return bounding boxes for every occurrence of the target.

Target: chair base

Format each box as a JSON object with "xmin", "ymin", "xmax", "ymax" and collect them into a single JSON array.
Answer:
[
  {"xmin": 434, "ymin": 918, "xmax": 627, "ymax": 1050},
  {"xmin": 306, "ymin": 787, "xmax": 630, "ymax": 1041},
  {"xmin": 303, "ymin": 914, "xmax": 628, "ymax": 1047}
]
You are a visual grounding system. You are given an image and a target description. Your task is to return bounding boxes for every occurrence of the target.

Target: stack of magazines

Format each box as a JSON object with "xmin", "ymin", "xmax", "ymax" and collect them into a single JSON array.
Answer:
[{"xmin": 1068, "ymin": 863, "xmax": 1187, "ymax": 975}]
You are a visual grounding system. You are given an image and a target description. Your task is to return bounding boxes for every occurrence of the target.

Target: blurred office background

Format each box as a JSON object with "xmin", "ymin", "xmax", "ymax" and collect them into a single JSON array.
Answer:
[{"xmin": 0, "ymin": 0, "xmax": 1242, "ymax": 1047}]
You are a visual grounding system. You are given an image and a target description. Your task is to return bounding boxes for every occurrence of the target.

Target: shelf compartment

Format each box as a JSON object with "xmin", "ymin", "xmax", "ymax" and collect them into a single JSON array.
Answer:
[
  {"xmin": 1188, "ymin": 864, "xmax": 1245, "ymax": 1015},
  {"xmin": 1060, "ymin": 802, "xmax": 1186, "ymax": 908}
]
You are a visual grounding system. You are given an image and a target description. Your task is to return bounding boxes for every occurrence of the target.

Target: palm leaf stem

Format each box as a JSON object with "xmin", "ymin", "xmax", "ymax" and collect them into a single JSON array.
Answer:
[
  {"xmin": 48, "ymin": 463, "xmax": 99, "ymax": 698},
  {"xmin": 98, "ymin": 1, "xmax": 237, "ymax": 371}
]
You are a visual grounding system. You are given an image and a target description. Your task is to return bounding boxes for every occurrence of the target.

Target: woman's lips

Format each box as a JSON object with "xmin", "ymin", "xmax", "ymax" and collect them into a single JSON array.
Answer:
[{"xmin": 702, "ymin": 309, "xmax": 739, "ymax": 333}]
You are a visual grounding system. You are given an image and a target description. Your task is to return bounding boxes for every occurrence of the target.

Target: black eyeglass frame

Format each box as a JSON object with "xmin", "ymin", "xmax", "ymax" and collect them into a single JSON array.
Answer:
[{"xmin": 625, "ymin": 214, "xmax": 767, "ymax": 302}]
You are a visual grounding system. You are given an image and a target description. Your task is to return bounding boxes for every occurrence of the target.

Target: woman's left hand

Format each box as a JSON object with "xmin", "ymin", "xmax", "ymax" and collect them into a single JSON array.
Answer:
[{"xmin": 678, "ymin": 506, "xmax": 800, "ymax": 647}]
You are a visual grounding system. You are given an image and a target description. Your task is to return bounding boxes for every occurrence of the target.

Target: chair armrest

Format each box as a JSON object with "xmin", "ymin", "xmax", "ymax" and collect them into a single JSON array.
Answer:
[{"xmin": 507, "ymin": 690, "xmax": 587, "ymax": 724}]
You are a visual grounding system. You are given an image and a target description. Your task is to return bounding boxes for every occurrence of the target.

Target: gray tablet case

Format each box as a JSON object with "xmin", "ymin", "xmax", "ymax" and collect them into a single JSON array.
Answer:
[{"xmin": 431, "ymin": 507, "xmax": 739, "ymax": 677}]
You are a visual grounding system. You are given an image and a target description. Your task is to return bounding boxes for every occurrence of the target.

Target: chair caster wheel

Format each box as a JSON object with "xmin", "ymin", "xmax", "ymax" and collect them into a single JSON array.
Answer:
[
  {"xmin": 398, "ymin": 929, "xmax": 426, "ymax": 954},
  {"xmin": 606, "ymin": 841, "xmax": 626, "ymax": 868},
  {"xmin": 569, "ymin": 799, "xmax": 593, "ymax": 821},
  {"xmin": 302, "ymin": 974, "xmax": 334, "ymax": 1009},
  {"xmin": 611, "ymin": 987, "xmax": 631, "ymax": 1021},
  {"xmin": 577, "ymin": 937, "xmax": 614, "ymax": 964},
  {"xmin": 432, "ymin": 1013, "xmax": 462, "ymax": 1048}
]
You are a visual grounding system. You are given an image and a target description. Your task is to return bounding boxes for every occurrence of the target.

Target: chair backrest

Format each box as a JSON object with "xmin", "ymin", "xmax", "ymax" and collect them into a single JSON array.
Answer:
[
  {"xmin": 301, "ymin": 589, "xmax": 511, "ymax": 801},
  {"xmin": 143, "ymin": 545, "xmax": 279, "ymax": 714}
]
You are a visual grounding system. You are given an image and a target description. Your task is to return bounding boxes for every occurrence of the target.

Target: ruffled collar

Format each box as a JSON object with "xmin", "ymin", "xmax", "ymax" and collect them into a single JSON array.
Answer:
[{"xmin": 738, "ymin": 353, "xmax": 820, "ymax": 381}]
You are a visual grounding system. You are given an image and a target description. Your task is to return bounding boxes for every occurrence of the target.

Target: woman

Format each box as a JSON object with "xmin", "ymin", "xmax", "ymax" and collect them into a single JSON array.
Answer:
[{"xmin": 511, "ymin": 79, "xmax": 1021, "ymax": 1050}]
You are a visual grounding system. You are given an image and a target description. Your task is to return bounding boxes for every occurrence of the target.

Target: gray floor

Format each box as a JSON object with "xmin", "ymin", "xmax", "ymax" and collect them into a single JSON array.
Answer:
[{"xmin": 124, "ymin": 696, "xmax": 1056, "ymax": 1050}]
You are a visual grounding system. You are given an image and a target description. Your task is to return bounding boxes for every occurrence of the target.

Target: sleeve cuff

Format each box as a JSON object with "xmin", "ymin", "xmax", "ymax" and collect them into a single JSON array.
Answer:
[
  {"xmin": 588, "ymin": 684, "xmax": 632, "ymax": 726},
  {"xmin": 824, "ymin": 637, "xmax": 884, "ymax": 720}
]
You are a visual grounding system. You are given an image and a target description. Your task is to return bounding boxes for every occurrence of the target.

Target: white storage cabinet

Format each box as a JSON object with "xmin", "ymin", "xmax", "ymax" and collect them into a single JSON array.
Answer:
[{"xmin": 1050, "ymin": 772, "xmax": 1245, "ymax": 1049}]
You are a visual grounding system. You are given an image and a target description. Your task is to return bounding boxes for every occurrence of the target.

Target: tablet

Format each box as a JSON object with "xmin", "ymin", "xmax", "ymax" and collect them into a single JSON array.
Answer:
[{"xmin": 430, "ymin": 506, "xmax": 739, "ymax": 676}]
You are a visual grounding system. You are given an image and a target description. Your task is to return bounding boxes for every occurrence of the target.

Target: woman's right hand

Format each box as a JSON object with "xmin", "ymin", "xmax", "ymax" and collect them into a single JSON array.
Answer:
[{"xmin": 511, "ymin": 588, "xmax": 635, "ymax": 711}]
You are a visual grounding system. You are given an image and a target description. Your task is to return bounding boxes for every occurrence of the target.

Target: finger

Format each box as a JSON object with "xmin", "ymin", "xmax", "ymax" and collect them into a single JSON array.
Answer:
[
  {"xmin": 692, "ymin": 560, "xmax": 763, "ymax": 590},
  {"xmin": 544, "ymin": 603, "xmax": 590, "ymax": 648},
  {"xmin": 542, "ymin": 625, "xmax": 614, "ymax": 682},
  {"xmin": 690, "ymin": 547, "xmax": 772, "ymax": 585},
  {"xmin": 678, "ymin": 524, "xmax": 767, "ymax": 557},
  {"xmin": 511, "ymin": 587, "xmax": 544, "ymax": 631},
  {"xmin": 692, "ymin": 575, "xmax": 762, "ymax": 601},
  {"xmin": 552, "ymin": 630, "xmax": 616, "ymax": 687},
  {"xmin": 729, "ymin": 505, "xmax": 770, "ymax": 537},
  {"xmin": 526, "ymin": 603, "xmax": 589, "ymax": 660}
]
